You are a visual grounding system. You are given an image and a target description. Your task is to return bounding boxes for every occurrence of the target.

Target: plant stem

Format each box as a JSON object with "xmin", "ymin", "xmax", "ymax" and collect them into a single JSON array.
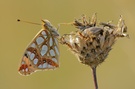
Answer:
[{"xmin": 91, "ymin": 67, "xmax": 98, "ymax": 89}]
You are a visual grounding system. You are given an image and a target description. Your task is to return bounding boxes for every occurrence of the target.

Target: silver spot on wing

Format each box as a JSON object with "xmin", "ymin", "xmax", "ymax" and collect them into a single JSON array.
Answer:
[
  {"xmin": 48, "ymin": 64, "xmax": 54, "ymax": 68},
  {"xmin": 33, "ymin": 58, "xmax": 38, "ymax": 65},
  {"xmin": 36, "ymin": 37, "xmax": 44, "ymax": 45},
  {"xmin": 38, "ymin": 64, "xmax": 42, "ymax": 68},
  {"xmin": 49, "ymin": 37, "xmax": 53, "ymax": 46},
  {"xmin": 41, "ymin": 31, "xmax": 47, "ymax": 39},
  {"xmin": 31, "ymin": 43, "xmax": 36, "ymax": 48},
  {"xmin": 43, "ymin": 63, "xmax": 48, "ymax": 68},
  {"xmin": 52, "ymin": 58, "xmax": 58, "ymax": 63},
  {"xmin": 27, "ymin": 51, "xmax": 31, "ymax": 56},
  {"xmin": 41, "ymin": 45, "xmax": 48, "ymax": 56},
  {"xmin": 50, "ymin": 49, "xmax": 55, "ymax": 56},
  {"xmin": 30, "ymin": 53, "xmax": 35, "ymax": 60},
  {"xmin": 54, "ymin": 46, "xmax": 59, "ymax": 55}
]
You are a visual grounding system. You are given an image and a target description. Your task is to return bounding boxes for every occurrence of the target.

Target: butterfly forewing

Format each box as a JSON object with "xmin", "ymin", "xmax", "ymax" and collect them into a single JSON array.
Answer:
[{"xmin": 18, "ymin": 20, "xmax": 59, "ymax": 76}]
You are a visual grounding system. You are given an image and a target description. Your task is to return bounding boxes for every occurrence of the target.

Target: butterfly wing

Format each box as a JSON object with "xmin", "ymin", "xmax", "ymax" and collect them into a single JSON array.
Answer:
[{"xmin": 18, "ymin": 26, "xmax": 59, "ymax": 75}]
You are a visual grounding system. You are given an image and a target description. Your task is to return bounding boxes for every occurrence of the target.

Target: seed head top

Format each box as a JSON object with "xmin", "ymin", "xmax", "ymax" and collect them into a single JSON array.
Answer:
[{"xmin": 60, "ymin": 14, "xmax": 128, "ymax": 68}]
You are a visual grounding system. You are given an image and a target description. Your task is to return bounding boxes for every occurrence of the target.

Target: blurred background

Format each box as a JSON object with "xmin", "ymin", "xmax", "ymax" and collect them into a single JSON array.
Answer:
[{"xmin": 0, "ymin": 0, "xmax": 135, "ymax": 89}]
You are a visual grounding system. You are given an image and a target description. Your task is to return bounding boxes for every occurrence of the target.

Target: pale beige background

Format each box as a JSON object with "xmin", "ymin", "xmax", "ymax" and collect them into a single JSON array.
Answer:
[{"xmin": 0, "ymin": 0, "xmax": 135, "ymax": 89}]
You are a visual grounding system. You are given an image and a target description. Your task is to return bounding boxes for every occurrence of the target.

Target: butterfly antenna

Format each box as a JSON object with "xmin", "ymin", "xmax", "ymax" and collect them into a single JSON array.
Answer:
[
  {"xmin": 58, "ymin": 22, "xmax": 73, "ymax": 26},
  {"xmin": 17, "ymin": 19, "xmax": 41, "ymax": 25},
  {"xmin": 57, "ymin": 22, "xmax": 73, "ymax": 31}
]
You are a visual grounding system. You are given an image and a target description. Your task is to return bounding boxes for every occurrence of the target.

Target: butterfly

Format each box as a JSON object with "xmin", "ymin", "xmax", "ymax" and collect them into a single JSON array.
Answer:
[{"xmin": 18, "ymin": 20, "xmax": 60, "ymax": 76}]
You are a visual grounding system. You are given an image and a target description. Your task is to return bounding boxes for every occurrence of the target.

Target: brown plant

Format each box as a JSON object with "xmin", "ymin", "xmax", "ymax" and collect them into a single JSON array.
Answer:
[{"xmin": 60, "ymin": 13, "xmax": 128, "ymax": 89}]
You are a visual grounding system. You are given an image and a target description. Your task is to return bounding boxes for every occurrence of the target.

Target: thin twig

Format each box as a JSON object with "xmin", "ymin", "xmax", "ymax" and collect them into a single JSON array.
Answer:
[{"xmin": 91, "ymin": 67, "xmax": 98, "ymax": 89}]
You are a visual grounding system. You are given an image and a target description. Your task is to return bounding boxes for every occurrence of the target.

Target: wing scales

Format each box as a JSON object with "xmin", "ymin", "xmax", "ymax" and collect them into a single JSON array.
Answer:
[{"xmin": 18, "ymin": 20, "xmax": 59, "ymax": 76}]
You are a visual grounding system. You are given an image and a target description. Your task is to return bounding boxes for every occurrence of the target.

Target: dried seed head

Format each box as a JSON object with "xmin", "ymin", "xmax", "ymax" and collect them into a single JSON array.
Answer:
[{"xmin": 60, "ymin": 14, "xmax": 128, "ymax": 68}]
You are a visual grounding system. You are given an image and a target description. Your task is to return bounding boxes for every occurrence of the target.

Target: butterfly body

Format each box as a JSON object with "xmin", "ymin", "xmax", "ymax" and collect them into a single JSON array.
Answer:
[{"xmin": 18, "ymin": 20, "xmax": 59, "ymax": 76}]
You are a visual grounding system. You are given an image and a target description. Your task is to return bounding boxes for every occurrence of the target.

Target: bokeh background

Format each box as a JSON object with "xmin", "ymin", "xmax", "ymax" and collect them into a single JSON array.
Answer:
[{"xmin": 0, "ymin": 0, "xmax": 135, "ymax": 89}]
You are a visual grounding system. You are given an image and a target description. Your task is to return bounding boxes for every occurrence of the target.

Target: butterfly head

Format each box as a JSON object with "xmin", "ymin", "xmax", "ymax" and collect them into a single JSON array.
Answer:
[{"xmin": 42, "ymin": 20, "xmax": 59, "ymax": 37}]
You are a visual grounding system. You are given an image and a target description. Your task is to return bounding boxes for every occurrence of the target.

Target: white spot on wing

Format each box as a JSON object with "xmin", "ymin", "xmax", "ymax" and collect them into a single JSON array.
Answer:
[
  {"xmin": 41, "ymin": 45, "xmax": 48, "ymax": 56},
  {"xmin": 50, "ymin": 49, "xmax": 55, "ymax": 56},
  {"xmin": 38, "ymin": 64, "xmax": 42, "ymax": 68},
  {"xmin": 25, "ymin": 68, "xmax": 28, "ymax": 72},
  {"xmin": 54, "ymin": 46, "xmax": 59, "ymax": 55},
  {"xmin": 31, "ymin": 43, "xmax": 36, "ymax": 48},
  {"xmin": 41, "ymin": 31, "xmax": 46, "ymax": 35},
  {"xmin": 41, "ymin": 31, "xmax": 47, "ymax": 39},
  {"xmin": 49, "ymin": 37, "xmax": 53, "ymax": 46},
  {"xmin": 43, "ymin": 63, "xmax": 48, "ymax": 68},
  {"xmin": 33, "ymin": 58, "xmax": 38, "ymax": 65},
  {"xmin": 36, "ymin": 37, "xmax": 44, "ymax": 45},
  {"xmin": 30, "ymin": 53, "xmax": 35, "ymax": 60},
  {"xmin": 27, "ymin": 51, "xmax": 31, "ymax": 56},
  {"xmin": 52, "ymin": 58, "xmax": 58, "ymax": 63},
  {"xmin": 21, "ymin": 61, "xmax": 25, "ymax": 64},
  {"xmin": 48, "ymin": 64, "xmax": 54, "ymax": 68}
]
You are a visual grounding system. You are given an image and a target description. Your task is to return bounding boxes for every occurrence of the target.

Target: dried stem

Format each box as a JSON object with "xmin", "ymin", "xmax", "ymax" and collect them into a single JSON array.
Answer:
[{"xmin": 91, "ymin": 67, "xmax": 98, "ymax": 89}]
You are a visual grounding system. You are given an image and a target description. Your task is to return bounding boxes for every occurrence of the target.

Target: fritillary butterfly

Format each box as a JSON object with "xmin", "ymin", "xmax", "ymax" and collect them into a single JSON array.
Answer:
[{"xmin": 18, "ymin": 20, "xmax": 60, "ymax": 76}]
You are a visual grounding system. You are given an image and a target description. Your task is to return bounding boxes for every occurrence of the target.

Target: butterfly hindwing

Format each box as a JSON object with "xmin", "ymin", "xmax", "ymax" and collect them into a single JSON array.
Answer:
[{"xmin": 18, "ymin": 20, "xmax": 59, "ymax": 75}]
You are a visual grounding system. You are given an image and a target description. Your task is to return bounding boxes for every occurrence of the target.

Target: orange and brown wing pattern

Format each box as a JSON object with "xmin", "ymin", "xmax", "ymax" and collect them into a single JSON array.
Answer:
[{"xmin": 18, "ymin": 20, "xmax": 59, "ymax": 76}]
